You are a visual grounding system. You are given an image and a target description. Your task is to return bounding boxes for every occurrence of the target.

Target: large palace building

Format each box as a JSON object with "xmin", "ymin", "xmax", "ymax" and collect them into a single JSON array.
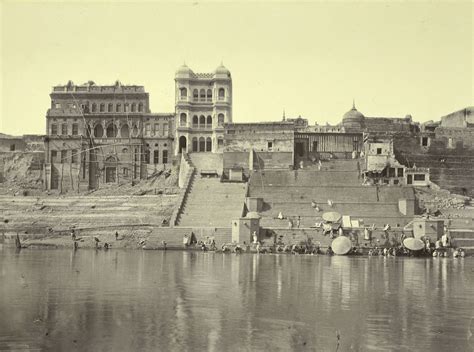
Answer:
[
  {"xmin": 174, "ymin": 64, "xmax": 232, "ymax": 154},
  {"xmin": 44, "ymin": 80, "xmax": 174, "ymax": 192}
]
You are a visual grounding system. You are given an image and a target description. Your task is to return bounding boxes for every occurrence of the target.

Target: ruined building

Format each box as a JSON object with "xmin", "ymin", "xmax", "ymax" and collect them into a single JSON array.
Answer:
[{"xmin": 43, "ymin": 80, "xmax": 174, "ymax": 192}]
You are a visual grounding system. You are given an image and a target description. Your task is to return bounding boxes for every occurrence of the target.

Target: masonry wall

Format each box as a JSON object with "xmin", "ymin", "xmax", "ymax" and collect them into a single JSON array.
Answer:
[{"xmin": 393, "ymin": 131, "xmax": 474, "ymax": 196}]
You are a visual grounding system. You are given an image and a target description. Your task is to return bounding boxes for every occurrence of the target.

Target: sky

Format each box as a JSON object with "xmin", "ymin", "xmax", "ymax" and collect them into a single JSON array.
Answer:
[{"xmin": 0, "ymin": 0, "xmax": 473, "ymax": 136}]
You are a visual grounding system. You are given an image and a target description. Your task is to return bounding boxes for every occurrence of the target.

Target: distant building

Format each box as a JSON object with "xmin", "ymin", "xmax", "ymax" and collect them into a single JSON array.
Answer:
[
  {"xmin": 43, "ymin": 80, "xmax": 174, "ymax": 192},
  {"xmin": 340, "ymin": 102, "xmax": 419, "ymax": 134},
  {"xmin": 440, "ymin": 107, "xmax": 473, "ymax": 128},
  {"xmin": 175, "ymin": 64, "xmax": 232, "ymax": 155}
]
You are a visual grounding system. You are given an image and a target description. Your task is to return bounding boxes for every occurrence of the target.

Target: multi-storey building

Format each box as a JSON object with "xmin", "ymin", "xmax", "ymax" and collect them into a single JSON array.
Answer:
[
  {"xmin": 174, "ymin": 64, "xmax": 232, "ymax": 154},
  {"xmin": 44, "ymin": 80, "xmax": 174, "ymax": 192}
]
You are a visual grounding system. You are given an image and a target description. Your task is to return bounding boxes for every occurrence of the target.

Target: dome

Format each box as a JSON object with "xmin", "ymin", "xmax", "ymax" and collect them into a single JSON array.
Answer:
[
  {"xmin": 342, "ymin": 102, "xmax": 365, "ymax": 130},
  {"xmin": 343, "ymin": 107, "xmax": 364, "ymax": 122},
  {"xmin": 175, "ymin": 64, "xmax": 194, "ymax": 78},
  {"xmin": 214, "ymin": 64, "xmax": 231, "ymax": 78}
]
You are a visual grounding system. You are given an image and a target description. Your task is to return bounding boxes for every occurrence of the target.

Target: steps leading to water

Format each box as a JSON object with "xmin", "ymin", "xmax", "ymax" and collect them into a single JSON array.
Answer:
[
  {"xmin": 249, "ymin": 159, "xmax": 415, "ymax": 228},
  {"xmin": 177, "ymin": 177, "xmax": 246, "ymax": 227}
]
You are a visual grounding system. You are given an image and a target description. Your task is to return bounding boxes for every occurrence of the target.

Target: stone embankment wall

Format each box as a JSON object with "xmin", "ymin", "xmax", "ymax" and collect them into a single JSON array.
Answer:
[{"xmin": 393, "ymin": 132, "xmax": 474, "ymax": 196}]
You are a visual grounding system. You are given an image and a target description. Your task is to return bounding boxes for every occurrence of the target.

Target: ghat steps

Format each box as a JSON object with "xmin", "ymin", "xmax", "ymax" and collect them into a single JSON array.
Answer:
[{"xmin": 249, "ymin": 159, "xmax": 414, "ymax": 228}]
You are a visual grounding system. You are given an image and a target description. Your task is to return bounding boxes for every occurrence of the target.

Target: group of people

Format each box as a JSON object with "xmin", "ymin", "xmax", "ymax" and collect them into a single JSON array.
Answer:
[{"xmin": 70, "ymin": 229, "xmax": 120, "ymax": 250}]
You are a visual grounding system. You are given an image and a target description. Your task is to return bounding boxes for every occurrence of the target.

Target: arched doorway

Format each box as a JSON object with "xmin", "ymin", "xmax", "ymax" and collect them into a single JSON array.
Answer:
[
  {"xmin": 199, "ymin": 137, "xmax": 205, "ymax": 152},
  {"xmin": 105, "ymin": 156, "xmax": 117, "ymax": 183},
  {"xmin": 179, "ymin": 136, "xmax": 187, "ymax": 153}
]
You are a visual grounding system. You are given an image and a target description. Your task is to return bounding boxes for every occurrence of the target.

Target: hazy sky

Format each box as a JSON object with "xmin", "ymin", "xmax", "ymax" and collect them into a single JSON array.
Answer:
[{"xmin": 1, "ymin": 1, "xmax": 472, "ymax": 135}]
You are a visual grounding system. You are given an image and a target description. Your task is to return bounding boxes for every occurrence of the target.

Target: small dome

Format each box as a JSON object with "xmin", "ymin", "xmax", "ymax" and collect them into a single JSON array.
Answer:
[
  {"xmin": 214, "ymin": 64, "xmax": 231, "ymax": 78},
  {"xmin": 175, "ymin": 64, "xmax": 194, "ymax": 77},
  {"xmin": 342, "ymin": 102, "xmax": 365, "ymax": 130},
  {"xmin": 343, "ymin": 107, "xmax": 365, "ymax": 122},
  {"xmin": 215, "ymin": 64, "xmax": 230, "ymax": 74}
]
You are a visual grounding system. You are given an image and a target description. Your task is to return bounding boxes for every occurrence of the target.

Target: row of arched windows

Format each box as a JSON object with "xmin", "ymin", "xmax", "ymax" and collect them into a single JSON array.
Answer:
[
  {"xmin": 84, "ymin": 102, "xmax": 145, "ymax": 113},
  {"xmin": 192, "ymin": 137, "xmax": 212, "ymax": 152},
  {"xmin": 92, "ymin": 124, "xmax": 139, "ymax": 138},
  {"xmin": 178, "ymin": 87, "xmax": 226, "ymax": 101},
  {"xmin": 179, "ymin": 113, "xmax": 225, "ymax": 127}
]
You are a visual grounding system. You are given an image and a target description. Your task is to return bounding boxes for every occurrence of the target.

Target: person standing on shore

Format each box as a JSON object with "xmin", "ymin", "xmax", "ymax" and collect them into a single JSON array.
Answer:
[
  {"xmin": 115, "ymin": 231, "xmax": 119, "ymax": 241},
  {"xmin": 182, "ymin": 234, "xmax": 189, "ymax": 249}
]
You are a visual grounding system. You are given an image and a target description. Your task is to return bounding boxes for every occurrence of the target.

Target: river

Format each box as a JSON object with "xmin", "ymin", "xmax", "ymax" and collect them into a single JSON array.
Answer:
[{"xmin": 0, "ymin": 248, "xmax": 472, "ymax": 351}]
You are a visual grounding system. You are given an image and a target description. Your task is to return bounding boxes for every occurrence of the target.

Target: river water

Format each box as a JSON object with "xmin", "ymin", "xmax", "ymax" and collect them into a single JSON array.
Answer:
[{"xmin": 0, "ymin": 248, "xmax": 472, "ymax": 351}]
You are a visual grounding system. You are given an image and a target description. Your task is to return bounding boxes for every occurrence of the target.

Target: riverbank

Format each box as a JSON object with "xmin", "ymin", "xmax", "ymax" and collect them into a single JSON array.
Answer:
[{"xmin": 1, "ymin": 232, "xmax": 469, "ymax": 258}]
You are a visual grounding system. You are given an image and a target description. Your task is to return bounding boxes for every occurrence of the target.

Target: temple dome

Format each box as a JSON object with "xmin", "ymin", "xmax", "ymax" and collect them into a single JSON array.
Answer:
[{"xmin": 342, "ymin": 103, "xmax": 365, "ymax": 130}]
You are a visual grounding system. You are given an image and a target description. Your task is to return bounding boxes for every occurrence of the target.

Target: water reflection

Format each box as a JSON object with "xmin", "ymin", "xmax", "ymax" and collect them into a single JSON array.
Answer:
[{"xmin": 0, "ymin": 249, "xmax": 472, "ymax": 351}]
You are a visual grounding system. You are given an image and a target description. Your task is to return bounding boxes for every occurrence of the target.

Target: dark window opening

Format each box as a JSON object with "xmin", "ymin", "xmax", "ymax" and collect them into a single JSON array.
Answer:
[
  {"xmin": 388, "ymin": 168, "xmax": 396, "ymax": 177},
  {"xmin": 72, "ymin": 124, "xmax": 79, "ymax": 136},
  {"xmin": 376, "ymin": 148, "xmax": 382, "ymax": 155},
  {"xmin": 162, "ymin": 150, "xmax": 168, "ymax": 164},
  {"xmin": 145, "ymin": 150, "xmax": 150, "ymax": 164},
  {"xmin": 154, "ymin": 150, "xmax": 159, "ymax": 164},
  {"xmin": 9, "ymin": 144, "xmax": 15, "ymax": 151},
  {"xmin": 268, "ymin": 141, "xmax": 273, "ymax": 151},
  {"xmin": 397, "ymin": 168, "xmax": 404, "ymax": 177},
  {"xmin": 414, "ymin": 174, "xmax": 426, "ymax": 181},
  {"xmin": 421, "ymin": 137, "xmax": 429, "ymax": 147},
  {"xmin": 60, "ymin": 150, "xmax": 67, "ymax": 163},
  {"xmin": 71, "ymin": 149, "xmax": 78, "ymax": 163}
]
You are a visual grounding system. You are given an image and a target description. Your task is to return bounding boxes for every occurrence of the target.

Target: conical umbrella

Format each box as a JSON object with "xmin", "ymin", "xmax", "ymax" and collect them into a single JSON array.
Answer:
[
  {"xmin": 322, "ymin": 211, "xmax": 342, "ymax": 223},
  {"xmin": 403, "ymin": 238, "xmax": 424, "ymax": 251},
  {"xmin": 332, "ymin": 236, "xmax": 352, "ymax": 255}
]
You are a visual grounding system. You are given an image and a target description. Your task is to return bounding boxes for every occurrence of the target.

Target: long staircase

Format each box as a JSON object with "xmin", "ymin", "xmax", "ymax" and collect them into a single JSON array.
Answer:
[{"xmin": 175, "ymin": 153, "xmax": 247, "ymax": 227}]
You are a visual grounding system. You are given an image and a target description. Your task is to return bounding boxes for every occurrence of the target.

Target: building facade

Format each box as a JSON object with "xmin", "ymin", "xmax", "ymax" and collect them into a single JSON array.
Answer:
[
  {"xmin": 174, "ymin": 64, "xmax": 232, "ymax": 155},
  {"xmin": 44, "ymin": 80, "xmax": 174, "ymax": 192}
]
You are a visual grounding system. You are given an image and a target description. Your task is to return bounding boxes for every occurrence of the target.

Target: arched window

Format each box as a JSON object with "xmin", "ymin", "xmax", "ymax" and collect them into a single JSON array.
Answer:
[
  {"xmin": 100, "ymin": 103, "xmax": 105, "ymax": 112},
  {"xmin": 218, "ymin": 113, "xmax": 225, "ymax": 126},
  {"xmin": 180, "ymin": 113, "xmax": 187, "ymax": 126},
  {"xmin": 106, "ymin": 124, "xmax": 117, "ymax": 138},
  {"xmin": 180, "ymin": 87, "xmax": 187, "ymax": 99},
  {"xmin": 108, "ymin": 103, "xmax": 113, "ymax": 112},
  {"xmin": 207, "ymin": 89, "xmax": 212, "ymax": 102},
  {"xmin": 179, "ymin": 136, "xmax": 187, "ymax": 153},
  {"xmin": 91, "ymin": 103, "xmax": 97, "ymax": 112},
  {"xmin": 193, "ymin": 89, "xmax": 198, "ymax": 101},
  {"xmin": 94, "ymin": 124, "xmax": 103, "ymax": 138},
  {"xmin": 132, "ymin": 125, "xmax": 139, "ymax": 137},
  {"xmin": 200, "ymin": 89, "xmax": 206, "ymax": 101},
  {"xmin": 145, "ymin": 149, "xmax": 151, "ymax": 164},
  {"xmin": 218, "ymin": 88, "xmax": 225, "ymax": 100},
  {"xmin": 199, "ymin": 137, "xmax": 205, "ymax": 152},
  {"xmin": 121, "ymin": 124, "xmax": 130, "ymax": 138},
  {"xmin": 207, "ymin": 115, "xmax": 212, "ymax": 127},
  {"xmin": 206, "ymin": 137, "xmax": 212, "ymax": 152},
  {"xmin": 199, "ymin": 115, "xmax": 205, "ymax": 128},
  {"xmin": 218, "ymin": 137, "xmax": 224, "ymax": 148},
  {"xmin": 192, "ymin": 115, "xmax": 199, "ymax": 128},
  {"xmin": 138, "ymin": 103, "xmax": 143, "ymax": 112},
  {"xmin": 116, "ymin": 104, "xmax": 121, "ymax": 113},
  {"xmin": 192, "ymin": 137, "xmax": 198, "ymax": 152},
  {"xmin": 124, "ymin": 103, "xmax": 129, "ymax": 112},
  {"xmin": 131, "ymin": 103, "xmax": 136, "ymax": 112},
  {"xmin": 153, "ymin": 150, "xmax": 159, "ymax": 164}
]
